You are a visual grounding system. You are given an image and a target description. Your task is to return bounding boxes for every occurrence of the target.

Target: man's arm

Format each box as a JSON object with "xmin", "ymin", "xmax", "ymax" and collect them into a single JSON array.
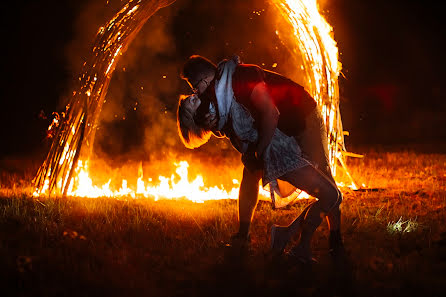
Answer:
[{"xmin": 250, "ymin": 81, "xmax": 279, "ymax": 158}]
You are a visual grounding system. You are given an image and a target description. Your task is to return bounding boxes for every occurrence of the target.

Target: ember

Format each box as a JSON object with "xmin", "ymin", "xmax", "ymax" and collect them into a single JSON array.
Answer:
[{"xmin": 33, "ymin": 0, "xmax": 359, "ymax": 200}]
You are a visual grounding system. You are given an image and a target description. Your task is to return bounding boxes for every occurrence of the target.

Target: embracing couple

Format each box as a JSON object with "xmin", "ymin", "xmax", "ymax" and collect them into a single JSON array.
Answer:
[{"xmin": 177, "ymin": 55, "xmax": 344, "ymax": 263}]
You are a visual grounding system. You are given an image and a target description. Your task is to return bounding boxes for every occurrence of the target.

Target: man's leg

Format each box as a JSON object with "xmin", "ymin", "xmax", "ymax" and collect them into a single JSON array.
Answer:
[{"xmin": 237, "ymin": 167, "xmax": 261, "ymax": 239}]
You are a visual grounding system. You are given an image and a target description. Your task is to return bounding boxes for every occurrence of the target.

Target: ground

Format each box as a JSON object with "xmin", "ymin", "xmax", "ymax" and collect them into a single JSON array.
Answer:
[{"xmin": 0, "ymin": 149, "xmax": 445, "ymax": 297}]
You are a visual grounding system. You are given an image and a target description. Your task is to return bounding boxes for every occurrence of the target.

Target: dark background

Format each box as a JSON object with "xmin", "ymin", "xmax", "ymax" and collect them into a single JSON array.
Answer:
[{"xmin": 0, "ymin": 0, "xmax": 445, "ymax": 163}]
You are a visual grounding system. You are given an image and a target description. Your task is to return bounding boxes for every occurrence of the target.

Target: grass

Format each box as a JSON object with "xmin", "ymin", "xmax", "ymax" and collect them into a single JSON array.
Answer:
[{"xmin": 0, "ymin": 150, "xmax": 446, "ymax": 297}]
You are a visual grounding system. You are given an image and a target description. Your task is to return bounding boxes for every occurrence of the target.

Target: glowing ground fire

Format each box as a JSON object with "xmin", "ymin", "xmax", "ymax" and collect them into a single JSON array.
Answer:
[
  {"xmin": 66, "ymin": 160, "xmax": 243, "ymax": 203},
  {"xmin": 33, "ymin": 0, "xmax": 359, "ymax": 201}
]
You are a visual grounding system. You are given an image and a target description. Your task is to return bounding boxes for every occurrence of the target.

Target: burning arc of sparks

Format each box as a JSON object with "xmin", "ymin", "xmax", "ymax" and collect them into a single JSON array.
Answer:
[{"xmin": 33, "ymin": 0, "xmax": 357, "ymax": 201}]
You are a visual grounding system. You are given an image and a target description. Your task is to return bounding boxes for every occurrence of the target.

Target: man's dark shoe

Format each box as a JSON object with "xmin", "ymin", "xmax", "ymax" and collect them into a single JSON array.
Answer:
[
  {"xmin": 287, "ymin": 245, "xmax": 318, "ymax": 265},
  {"xmin": 227, "ymin": 232, "xmax": 251, "ymax": 249},
  {"xmin": 223, "ymin": 232, "xmax": 252, "ymax": 260},
  {"xmin": 329, "ymin": 231, "xmax": 352, "ymax": 272}
]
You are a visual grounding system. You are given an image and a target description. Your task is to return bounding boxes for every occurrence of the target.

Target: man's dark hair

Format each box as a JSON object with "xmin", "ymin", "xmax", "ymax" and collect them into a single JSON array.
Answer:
[{"xmin": 181, "ymin": 55, "xmax": 217, "ymax": 83}]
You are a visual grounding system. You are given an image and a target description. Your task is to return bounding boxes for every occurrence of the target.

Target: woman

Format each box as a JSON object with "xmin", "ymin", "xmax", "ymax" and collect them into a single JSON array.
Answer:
[{"xmin": 177, "ymin": 59, "xmax": 343, "ymax": 263}]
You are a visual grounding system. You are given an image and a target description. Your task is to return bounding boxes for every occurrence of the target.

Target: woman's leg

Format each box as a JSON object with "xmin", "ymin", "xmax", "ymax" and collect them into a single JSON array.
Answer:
[
  {"xmin": 280, "ymin": 165, "xmax": 342, "ymax": 259},
  {"xmin": 296, "ymin": 108, "xmax": 341, "ymax": 232},
  {"xmin": 296, "ymin": 107, "xmax": 343, "ymax": 248}
]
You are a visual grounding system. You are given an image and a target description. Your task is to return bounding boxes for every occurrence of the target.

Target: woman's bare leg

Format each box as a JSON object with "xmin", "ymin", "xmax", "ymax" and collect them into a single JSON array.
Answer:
[
  {"xmin": 280, "ymin": 165, "xmax": 342, "ymax": 260},
  {"xmin": 296, "ymin": 106, "xmax": 342, "ymax": 233}
]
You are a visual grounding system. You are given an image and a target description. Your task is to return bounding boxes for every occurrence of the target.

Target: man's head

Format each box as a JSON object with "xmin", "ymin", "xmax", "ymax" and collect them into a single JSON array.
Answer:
[{"xmin": 181, "ymin": 55, "xmax": 217, "ymax": 95}]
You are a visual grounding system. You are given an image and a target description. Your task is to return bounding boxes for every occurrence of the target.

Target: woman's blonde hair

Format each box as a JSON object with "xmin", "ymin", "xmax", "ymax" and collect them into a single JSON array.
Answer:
[{"xmin": 177, "ymin": 95, "xmax": 212, "ymax": 149}]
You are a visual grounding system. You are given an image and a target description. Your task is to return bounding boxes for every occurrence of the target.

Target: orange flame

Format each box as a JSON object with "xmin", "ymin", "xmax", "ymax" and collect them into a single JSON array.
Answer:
[
  {"xmin": 33, "ymin": 159, "xmax": 309, "ymax": 202},
  {"xmin": 55, "ymin": 160, "xmax": 272, "ymax": 202}
]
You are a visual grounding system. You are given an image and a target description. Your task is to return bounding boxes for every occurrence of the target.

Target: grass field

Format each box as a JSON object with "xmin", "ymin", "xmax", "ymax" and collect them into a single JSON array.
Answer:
[{"xmin": 1, "ymin": 150, "xmax": 446, "ymax": 297}]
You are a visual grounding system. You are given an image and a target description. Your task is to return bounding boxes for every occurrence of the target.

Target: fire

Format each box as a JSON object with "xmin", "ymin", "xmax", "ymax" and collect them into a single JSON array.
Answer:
[
  {"xmin": 48, "ymin": 160, "xmax": 275, "ymax": 203},
  {"xmin": 34, "ymin": 159, "xmax": 309, "ymax": 203},
  {"xmin": 271, "ymin": 0, "xmax": 347, "ymax": 178},
  {"xmin": 33, "ymin": 0, "xmax": 358, "ymax": 202}
]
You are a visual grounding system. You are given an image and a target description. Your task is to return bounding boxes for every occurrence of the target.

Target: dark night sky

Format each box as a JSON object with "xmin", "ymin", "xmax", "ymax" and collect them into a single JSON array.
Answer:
[{"xmin": 0, "ymin": 0, "xmax": 445, "ymax": 161}]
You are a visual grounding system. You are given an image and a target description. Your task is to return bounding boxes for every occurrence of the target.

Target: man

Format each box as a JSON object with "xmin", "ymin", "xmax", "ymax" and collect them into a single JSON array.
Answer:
[{"xmin": 180, "ymin": 55, "xmax": 343, "ymax": 256}]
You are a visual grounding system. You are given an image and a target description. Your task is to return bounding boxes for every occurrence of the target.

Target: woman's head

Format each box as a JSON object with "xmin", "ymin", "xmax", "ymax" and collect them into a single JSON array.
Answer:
[{"xmin": 177, "ymin": 94, "xmax": 212, "ymax": 149}]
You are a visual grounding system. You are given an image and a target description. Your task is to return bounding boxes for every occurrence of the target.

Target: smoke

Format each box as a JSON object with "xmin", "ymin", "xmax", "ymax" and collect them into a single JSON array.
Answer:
[
  {"xmin": 64, "ymin": 0, "xmax": 307, "ymax": 167},
  {"xmin": 94, "ymin": 1, "xmax": 186, "ymax": 163}
]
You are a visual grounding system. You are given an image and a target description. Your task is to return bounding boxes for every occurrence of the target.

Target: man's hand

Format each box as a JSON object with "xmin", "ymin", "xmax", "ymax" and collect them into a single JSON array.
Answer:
[
  {"xmin": 203, "ymin": 113, "xmax": 217, "ymax": 130},
  {"xmin": 241, "ymin": 151, "xmax": 263, "ymax": 173}
]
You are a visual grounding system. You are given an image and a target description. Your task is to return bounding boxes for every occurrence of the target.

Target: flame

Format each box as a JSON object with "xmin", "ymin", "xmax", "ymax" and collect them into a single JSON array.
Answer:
[
  {"xmin": 271, "ymin": 0, "xmax": 343, "ymax": 178},
  {"xmin": 59, "ymin": 160, "xmax": 270, "ymax": 203},
  {"xmin": 34, "ymin": 159, "xmax": 310, "ymax": 203}
]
